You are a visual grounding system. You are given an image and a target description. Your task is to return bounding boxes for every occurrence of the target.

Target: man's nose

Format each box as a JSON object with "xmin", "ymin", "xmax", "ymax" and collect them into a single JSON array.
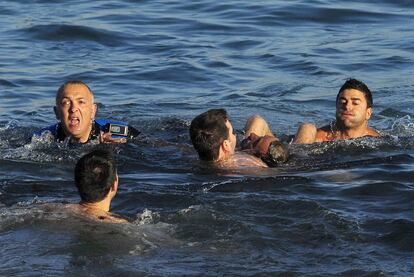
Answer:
[
  {"xmin": 343, "ymin": 101, "xmax": 352, "ymax": 110},
  {"xmin": 69, "ymin": 102, "xmax": 79, "ymax": 112}
]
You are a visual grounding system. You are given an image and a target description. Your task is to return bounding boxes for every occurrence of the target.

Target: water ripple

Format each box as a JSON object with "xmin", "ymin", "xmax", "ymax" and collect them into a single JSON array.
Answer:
[
  {"xmin": 1, "ymin": 0, "xmax": 414, "ymax": 275},
  {"xmin": 19, "ymin": 24, "xmax": 127, "ymax": 47}
]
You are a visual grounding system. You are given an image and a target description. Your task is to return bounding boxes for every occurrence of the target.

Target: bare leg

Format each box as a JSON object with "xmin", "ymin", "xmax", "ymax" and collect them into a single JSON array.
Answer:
[
  {"xmin": 244, "ymin": 115, "xmax": 275, "ymax": 138},
  {"xmin": 293, "ymin": 123, "xmax": 317, "ymax": 144}
]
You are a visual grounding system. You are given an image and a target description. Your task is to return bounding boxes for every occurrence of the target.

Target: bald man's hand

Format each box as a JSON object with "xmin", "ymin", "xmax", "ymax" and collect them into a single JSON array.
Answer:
[{"xmin": 100, "ymin": 132, "xmax": 127, "ymax": 144}]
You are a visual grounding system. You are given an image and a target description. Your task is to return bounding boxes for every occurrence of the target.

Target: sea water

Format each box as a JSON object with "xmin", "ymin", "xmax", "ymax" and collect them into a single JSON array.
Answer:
[{"xmin": 0, "ymin": 0, "xmax": 413, "ymax": 276}]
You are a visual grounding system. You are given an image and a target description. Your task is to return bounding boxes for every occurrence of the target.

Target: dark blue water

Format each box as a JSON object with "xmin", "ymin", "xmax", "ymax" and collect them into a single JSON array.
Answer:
[{"xmin": 1, "ymin": 0, "xmax": 414, "ymax": 276}]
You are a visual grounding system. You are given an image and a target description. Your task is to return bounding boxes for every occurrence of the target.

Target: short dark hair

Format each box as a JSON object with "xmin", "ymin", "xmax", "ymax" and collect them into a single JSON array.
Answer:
[
  {"xmin": 56, "ymin": 80, "xmax": 93, "ymax": 104},
  {"xmin": 74, "ymin": 149, "xmax": 117, "ymax": 203},
  {"xmin": 336, "ymin": 78, "xmax": 373, "ymax": 108},
  {"xmin": 189, "ymin": 109, "xmax": 230, "ymax": 161}
]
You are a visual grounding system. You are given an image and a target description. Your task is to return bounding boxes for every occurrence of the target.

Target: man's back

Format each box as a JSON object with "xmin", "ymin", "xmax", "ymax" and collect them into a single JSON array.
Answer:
[{"xmin": 216, "ymin": 152, "xmax": 267, "ymax": 169}]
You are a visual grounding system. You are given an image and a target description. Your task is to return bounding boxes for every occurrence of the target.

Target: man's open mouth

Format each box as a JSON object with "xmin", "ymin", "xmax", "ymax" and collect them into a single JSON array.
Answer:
[{"xmin": 69, "ymin": 117, "xmax": 81, "ymax": 129}]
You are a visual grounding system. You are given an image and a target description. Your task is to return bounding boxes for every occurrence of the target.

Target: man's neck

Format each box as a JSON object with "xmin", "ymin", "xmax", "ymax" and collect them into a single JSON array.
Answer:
[
  {"xmin": 217, "ymin": 151, "xmax": 233, "ymax": 162},
  {"xmin": 65, "ymin": 124, "xmax": 93, "ymax": 143},
  {"xmin": 334, "ymin": 122, "xmax": 369, "ymax": 139},
  {"xmin": 80, "ymin": 198, "xmax": 111, "ymax": 213}
]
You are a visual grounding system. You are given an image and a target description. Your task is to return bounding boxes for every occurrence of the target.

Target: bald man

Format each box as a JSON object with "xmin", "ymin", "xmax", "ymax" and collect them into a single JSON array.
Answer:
[{"xmin": 35, "ymin": 80, "xmax": 139, "ymax": 144}]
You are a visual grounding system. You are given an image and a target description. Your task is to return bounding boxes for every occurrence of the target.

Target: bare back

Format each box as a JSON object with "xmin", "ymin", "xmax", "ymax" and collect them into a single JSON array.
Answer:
[
  {"xmin": 65, "ymin": 204, "xmax": 129, "ymax": 223},
  {"xmin": 217, "ymin": 152, "xmax": 268, "ymax": 169}
]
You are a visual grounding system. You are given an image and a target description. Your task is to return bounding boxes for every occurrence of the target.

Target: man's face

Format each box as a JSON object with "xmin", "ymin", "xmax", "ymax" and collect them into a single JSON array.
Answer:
[
  {"xmin": 225, "ymin": 120, "xmax": 237, "ymax": 155},
  {"xmin": 336, "ymin": 89, "xmax": 372, "ymax": 129},
  {"xmin": 54, "ymin": 84, "xmax": 97, "ymax": 142}
]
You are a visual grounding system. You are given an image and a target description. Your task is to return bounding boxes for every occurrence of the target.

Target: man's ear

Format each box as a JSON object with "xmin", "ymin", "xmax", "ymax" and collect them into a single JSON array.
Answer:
[
  {"xmin": 111, "ymin": 174, "xmax": 119, "ymax": 193},
  {"xmin": 366, "ymin": 107, "xmax": 373, "ymax": 120},
  {"xmin": 92, "ymin": 103, "xmax": 97, "ymax": 120},
  {"xmin": 54, "ymin": 106, "xmax": 60, "ymax": 121},
  {"xmin": 222, "ymin": 139, "xmax": 231, "ymax": 153}
]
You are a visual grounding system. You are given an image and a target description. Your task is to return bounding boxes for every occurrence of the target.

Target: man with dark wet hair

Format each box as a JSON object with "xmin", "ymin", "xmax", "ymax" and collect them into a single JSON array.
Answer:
[
  {"xmin": 190, "ymin": 109, "xmax": 234, "ymax": 161},
  {"xmin": 34, "ymin": 80, "xmax": 139, "ymax": 144},
  {"xmin": 190, "ymin": 109, "xmax": 288, "ymax": 168},
  {"xmin": 71, "ymin": 149, "xmax": 127, "ymax": 223},
  {"xmin": 294, "ymin": 78, "xmax": 379, "ymax": 143}
]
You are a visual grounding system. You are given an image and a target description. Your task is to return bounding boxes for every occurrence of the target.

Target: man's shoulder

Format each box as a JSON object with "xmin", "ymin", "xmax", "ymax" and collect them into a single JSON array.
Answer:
[
  {"xmin": 317, "ymin": 125, "xmax": 331, "ymax": 132},
  {"xmin": 32, "ymin": 123, "xmax": 61, "ymax": 142},
  {"xmin": 316, "ymin": 125, "xmax": 381, "ymax": 141},
  {"xmin": 232, "ymin": 152, "xmax": 268, "ymax": 168},
  {"xmin": 315, "ymin": 125, "xmax": 332, "ymax": 141},
  {"xmin": 34, "ymin": 123, "xmax": 59, "ymax": 136},
  {"xmin": 367, "ymin": 127, "xmax": 380, "ymax": 137},
  {"xmin": 65, "ymin": 204, "xmax": 129, "ymax": 224}
]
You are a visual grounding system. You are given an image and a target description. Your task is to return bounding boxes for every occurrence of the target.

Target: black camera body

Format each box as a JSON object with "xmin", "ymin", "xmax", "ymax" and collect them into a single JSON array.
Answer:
[
  {"xmin": 107, "ymin": 123, "xmax": 129, "ymax": 138},
  {"xmin": 95, "ymin": 119, "xmax": 140, "ymax": 140}
]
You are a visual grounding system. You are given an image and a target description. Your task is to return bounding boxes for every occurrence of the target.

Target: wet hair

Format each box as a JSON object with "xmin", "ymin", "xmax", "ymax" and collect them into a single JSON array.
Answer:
[
  {"xmin": 265, "ymin": 141, "xmax": 289, "ymax": 166},
  {"xmin": 74, "ymin": 149, "xmax": 117, "ymax": 203},
  {"xmin": 336, "ymin": 78, "xmax": 373, "ymax": 108},
  {"xmin": 189, "ymin": 109, "xmax": 230, "ymax": 161},
  {"xmin": 56, "ymin": 80, "xmax": 93, "ymax": 104}
]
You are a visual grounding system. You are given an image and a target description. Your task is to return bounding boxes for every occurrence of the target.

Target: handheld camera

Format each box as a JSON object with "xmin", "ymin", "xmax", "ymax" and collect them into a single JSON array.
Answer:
[
  {"xmin": 95, "ymin": 119, "xmax": 140, "ymax": 139},
  {"xmin": 107, "ymin": 123, "xmax": 129, "ymax": 139}
]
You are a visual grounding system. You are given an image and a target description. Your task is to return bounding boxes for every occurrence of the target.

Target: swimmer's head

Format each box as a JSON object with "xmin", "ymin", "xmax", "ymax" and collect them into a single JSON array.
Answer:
[
  {"xmin": 335, "ymin": 79, "xmax": 373, "ymax": 129},
  {"xmin": 190, "ymin": 109, "xmax": 236, "ymax": 161},
  {"xmin": 54, "ymin": 80, "xmax": 97, "ymax": 143},
  {"xmin": 55, "ymin": 80, "xmax": 94, "ymax": 105},
  {"xmin": 267, "ymin": 141, "xmax": 289, "ymax": 165},
  {"xmin": 336, "ymin": 78, "xmax": 373, "ymax": 108},
  {"xmin": 74, "ymin": 149, "xmax": 118, "ymax": 203}
]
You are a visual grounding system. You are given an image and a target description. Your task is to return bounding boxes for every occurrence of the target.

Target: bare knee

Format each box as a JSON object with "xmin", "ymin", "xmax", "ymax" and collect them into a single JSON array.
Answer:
[
  {"xmin": 245, "ymin": 115, "xmax": 274, "ymax": 137},
  {"xmin": 246, "ymin": 115, "xmax": 265, "ymax": 129},
  {"xmin": 293, "ymin": 123, "xmax": 317, "ymax": 144}
]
